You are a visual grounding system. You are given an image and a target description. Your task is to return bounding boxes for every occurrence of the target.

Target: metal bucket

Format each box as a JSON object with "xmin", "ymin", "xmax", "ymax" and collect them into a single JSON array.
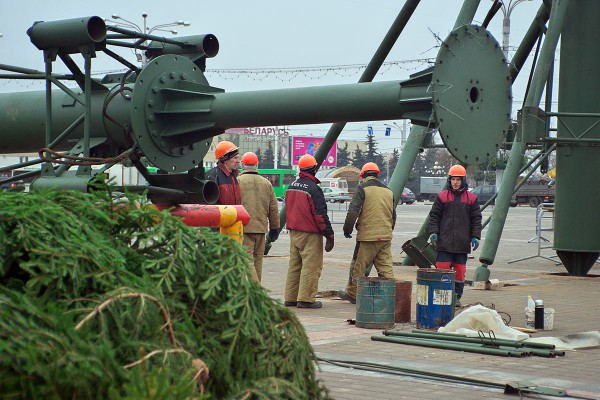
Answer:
[
  {"xmin": 356, "ymin": 277, "xmax": 396, "ymax": 329},
  {"xmin": 416, "ymin": 268, "xmax": 455, "ymax": 329},
  {"xmin": 395, "ymin": 280, "xmax": 412, "ymax": 323}
]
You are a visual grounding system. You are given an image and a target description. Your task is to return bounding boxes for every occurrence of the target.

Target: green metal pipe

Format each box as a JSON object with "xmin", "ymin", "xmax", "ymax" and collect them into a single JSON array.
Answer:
[
  {"xmin": 388, "ymin": 125, "xmax": 428, "ymax": 206},
  {"xmin": 27, "ymin": 16, "xmax": 106, "ymax": 52},
  {"xmin": 384, "ymin": 330, "xmax": 556, "ymax": 350},
  {"xmin": 371, "ymin": 335, "xmax": 529, "ymax": 357},
  {"xmin": 478, "ymin": 142, "xmax": 526, "ymax": 266},
  {"xmin": 0, "ymin": 89, "xmax": 131, "ymax": 154},
  {"xmin": 83, "ymin": 50, "xmax": 92, "ymax": 157},
  {"xmin": 481, "ymin": 144, "xmax": 556, "ymax": 229},
  {"xmin": 525, "ymin": 0, "xmax": 568, "ymax": 109},
  {"xmin": 452, "ymin": 0, "xmax": 481, "ymax": 30},
  {"xmin": 509, "ymin": 3, "xmax": 551, "ymax": 81},
  {"xmin": 208, "ymin": 82, "xmax": 428, "ymax": 132}
]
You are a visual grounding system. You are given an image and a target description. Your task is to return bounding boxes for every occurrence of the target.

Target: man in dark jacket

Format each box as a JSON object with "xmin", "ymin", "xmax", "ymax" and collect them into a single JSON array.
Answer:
[
  {"xmin": 338, "ymin": 162, "xmax": 396, "ymax": 304},
  {"xmin": 284, "ymin": 154, "xmax": 334, "ymax": 309},
  {"xmin": 206, "ymin": 140, "xmax": 241, "ymax": 205},
  {"xmin": 429, "ymin": 164, "xmax": 482, "ymax": 307}
]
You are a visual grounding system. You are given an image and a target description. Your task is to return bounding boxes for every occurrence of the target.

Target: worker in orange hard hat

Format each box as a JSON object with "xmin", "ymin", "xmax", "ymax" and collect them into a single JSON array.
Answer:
[
  {"xmin": 283, "ymin": 154, "xmax": 334, "ymax": 309},
  {"xmin": 238, "ymin": 152, "xmax": 280, "ymax": 282},
  {"xmin": 206, "ymin": 140, "xmax": 241, "ymax": 205},
  {"xmin": 429, "ymin": 164, "xmax": 482, "ymax": 307},
  {"xmin": 338, "ymin": 162, "xmax": 396, "ymax": 304}
]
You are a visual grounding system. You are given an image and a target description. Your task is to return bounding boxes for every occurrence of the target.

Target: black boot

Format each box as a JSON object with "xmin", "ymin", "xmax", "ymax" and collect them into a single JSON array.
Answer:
[{"xmin": 297, "ymin": 301, "xmax": 322, "ymax": 309}]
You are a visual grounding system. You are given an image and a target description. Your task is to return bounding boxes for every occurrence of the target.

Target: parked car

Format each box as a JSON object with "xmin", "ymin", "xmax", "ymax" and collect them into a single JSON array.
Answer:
[
  {"xmin": 470, "ymin": 185, "xmax": 518, "ymax": 207},
  {"xmin": 399, "ymin": 187, "xmax": 416, "ymax": 205},
  {"xmin": 322, "ymin": 187, "xmax": 351, "ymax": 203},
  {"xmin": 0, "ymin": 179, "xmax": 26, "ymax": 192}
]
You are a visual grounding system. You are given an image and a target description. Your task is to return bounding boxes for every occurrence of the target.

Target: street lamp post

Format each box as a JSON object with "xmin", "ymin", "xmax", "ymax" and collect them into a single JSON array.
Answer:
[
  {"xmin": 109, "ymin": 13, "xmax": 191, "ymax": 65},
  {"xmin": 499, "ymin": 0, "xmax": 532, "ymax": 58}
]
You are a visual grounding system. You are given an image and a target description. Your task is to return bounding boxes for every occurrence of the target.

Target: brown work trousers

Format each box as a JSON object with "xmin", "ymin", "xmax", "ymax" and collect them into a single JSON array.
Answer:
[
  {"xmin": 285, "ymin": 230, "xmax": 324, "ymax": 303},
  {"xmin": 242, "ymin": 232, "xmax": 266, "ymax": 282},
  {"xmin": 346, "ymin": 240, "xmax": 394, "ymax": 298}
]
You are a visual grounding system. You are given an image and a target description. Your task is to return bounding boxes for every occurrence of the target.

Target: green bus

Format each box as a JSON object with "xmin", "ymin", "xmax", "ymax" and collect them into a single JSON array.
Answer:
[
  {"xmin": 152, "ymin": 166, "xmax": 298, "ymax": 198},
  {"xmin": 256, "ymin": 168, "xmax": 297, "ymax": 198}
]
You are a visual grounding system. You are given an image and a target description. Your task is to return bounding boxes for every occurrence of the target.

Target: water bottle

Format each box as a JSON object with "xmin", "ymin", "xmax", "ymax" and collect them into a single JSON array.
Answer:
[
  {"xmin": 534, "ymin": 299, "xmax": 544, "ymax": 330},
  {"xmin": 526, "ymin": 295, "xmax": 536, "ymax": 328}
]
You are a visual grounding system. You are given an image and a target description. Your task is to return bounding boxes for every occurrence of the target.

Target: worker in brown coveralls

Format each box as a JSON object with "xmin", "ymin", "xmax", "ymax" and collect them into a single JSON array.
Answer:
[
  {"xmin": 338, "ymin": 162, "xmax": 396, "ymax": 304},
  {"xmin": 206, "ymin": 140, "xmax": 241, "ymax": 205},
  {"xmin": 284, "ymin": 154, "xmax": 334, "ymax": 309},
  {"xmin": 238, "ymin": 152, "xmax": 280, "ymax": 282}
]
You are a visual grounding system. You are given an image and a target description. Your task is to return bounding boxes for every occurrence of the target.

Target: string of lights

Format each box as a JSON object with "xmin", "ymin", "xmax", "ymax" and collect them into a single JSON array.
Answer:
[
  {"xmin": 0, "ymin": 58, "xmax": 434, "ymax": 90},
  {"xmin": 206, "ymin": 58, "xmax": 434, "ymax": 82}
]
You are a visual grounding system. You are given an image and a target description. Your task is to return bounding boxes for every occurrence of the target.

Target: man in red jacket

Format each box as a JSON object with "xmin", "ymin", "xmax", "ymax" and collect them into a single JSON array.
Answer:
[
  {"xmin": 284, "ymin": 155, "xmax": 334, "ymax": 309},
  {"xmin": 429, "ymin": 165, "xmax": 482, "ymax": 307},
  {"xmin": 206, "ymin": 140, "xmax": 241, "ymax": 205}
]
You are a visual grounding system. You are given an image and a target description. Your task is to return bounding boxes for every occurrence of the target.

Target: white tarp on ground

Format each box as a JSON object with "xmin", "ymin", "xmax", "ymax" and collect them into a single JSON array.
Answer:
[
  {"xmin": 524, "ymin": 331, "xmax": 600, "ymax": 351},
  {"xmin": 438, "ymin": 304, "xmax": 530, "ymax": 341}
]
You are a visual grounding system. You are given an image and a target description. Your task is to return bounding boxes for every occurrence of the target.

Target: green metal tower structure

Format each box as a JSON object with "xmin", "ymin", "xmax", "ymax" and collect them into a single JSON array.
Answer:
[{"xmin": 0, "ymin": 1, "xmax": 598, "ymax": 276}]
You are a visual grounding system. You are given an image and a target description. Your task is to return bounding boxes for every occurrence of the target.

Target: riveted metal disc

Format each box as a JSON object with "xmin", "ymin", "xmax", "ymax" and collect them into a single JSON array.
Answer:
[
  {"xmin": 431, "ymin": 25, "xmax": 511, "ymax": 165},
  {"xmin": 131, "ymin": 55, "xmax": 213, "ymax": 172}
]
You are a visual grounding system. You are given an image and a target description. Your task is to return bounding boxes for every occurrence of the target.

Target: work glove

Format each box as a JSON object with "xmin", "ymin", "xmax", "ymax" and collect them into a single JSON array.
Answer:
[
  {"xmin": 471, "ymin": 237, "xmax": 479, "ymax": 251},
  {"xmin": 429, "ymin": 233, "xmax": 438, "ymax": 246},
  {"xmin": 344, "ymin": 231, "xmax": 352, "ymax": 239},
  {"xmin": 325, "ymin": 237, "xmax": 334, "ymax": 252},
  {"xmin": 269, "ymin": 228, "xmax": 280, "ymax": 242}
]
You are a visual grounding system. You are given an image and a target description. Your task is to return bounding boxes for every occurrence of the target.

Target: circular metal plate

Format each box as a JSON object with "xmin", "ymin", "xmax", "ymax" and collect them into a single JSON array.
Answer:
[
  {"xmin": 131, "ymin": 55, "xmax": 212, "ymax": 172},
  {"xmin": 432, "ymin": 25, "xmax": 511, "ymax": 165}
]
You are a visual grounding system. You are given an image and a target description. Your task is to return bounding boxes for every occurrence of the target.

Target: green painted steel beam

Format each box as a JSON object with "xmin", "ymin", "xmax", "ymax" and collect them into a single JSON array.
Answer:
[{"xmin": 388, "ymin": 125, "xmax": 429, "ymax": 206}]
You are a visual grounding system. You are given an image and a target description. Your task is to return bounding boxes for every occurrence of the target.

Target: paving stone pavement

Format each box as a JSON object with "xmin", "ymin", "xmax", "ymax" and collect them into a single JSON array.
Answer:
[{"xmin": 261, "ymin": 202, "xmax": 600, "ymax": 400}]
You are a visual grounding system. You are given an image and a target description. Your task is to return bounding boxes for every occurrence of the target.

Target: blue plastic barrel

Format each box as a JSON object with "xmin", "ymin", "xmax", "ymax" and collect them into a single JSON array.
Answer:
[
  {"xmin": 416, "ymin": 269, "xmax": 455, "ymax": 329},
  {"xmin": 356, "ymin": 277, "xmax": 396, "ymax": 329}
]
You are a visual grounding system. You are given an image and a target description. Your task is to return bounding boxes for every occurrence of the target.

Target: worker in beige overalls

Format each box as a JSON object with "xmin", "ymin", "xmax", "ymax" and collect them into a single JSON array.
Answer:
[
  {"xmin": 284, "ymin": 155, "xmax": 334, "ymax": 309},
  {"xmin": 338, "ymin": 162, "xmax": 396, "ymax": 304},
  {"xmin": 238, "ymin": 152, "xmax": 280, "ymax": 282}
]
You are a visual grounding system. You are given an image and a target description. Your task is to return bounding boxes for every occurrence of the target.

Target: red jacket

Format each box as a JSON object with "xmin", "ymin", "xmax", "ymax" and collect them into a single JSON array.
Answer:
[
  {"xmin": 285, "ymin": 172, "xmax": 334, "ymax": 238},
  {"xmin": 206, "ymin": 163, "xmax": 242, "ymax": 205}
]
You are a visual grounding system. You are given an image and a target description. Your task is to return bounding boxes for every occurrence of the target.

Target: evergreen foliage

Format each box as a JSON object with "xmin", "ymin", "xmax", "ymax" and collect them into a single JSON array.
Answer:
[
  {"xmin": 351, "ymin": 145, "xmax": 366, "ymax": 169},
  {"xmin": 261, "ymin": 141, "xmax": 275, "ymax": 169},
  {"xmin": 0, "ymin": 183, "xmax": 331, "ymax": 400},
  {"xmin": 336, "ymin": 143, "xmax": 351, "ymax": 167}
]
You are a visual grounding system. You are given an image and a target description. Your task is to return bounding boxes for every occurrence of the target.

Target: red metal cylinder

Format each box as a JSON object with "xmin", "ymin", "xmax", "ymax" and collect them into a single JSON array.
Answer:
[{"xmin": 395, "ymin": 279, "xmax": 412, "ymax": 323}]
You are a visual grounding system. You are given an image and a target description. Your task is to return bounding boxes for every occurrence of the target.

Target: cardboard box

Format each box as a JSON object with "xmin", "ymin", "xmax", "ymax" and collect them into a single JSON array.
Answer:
[{"xmin": 474, "ymin": 279, "xmax": 503, "ymax": 290}]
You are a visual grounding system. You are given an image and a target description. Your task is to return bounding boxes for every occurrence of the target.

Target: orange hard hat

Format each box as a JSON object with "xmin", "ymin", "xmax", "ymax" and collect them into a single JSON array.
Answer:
[
  {"xmin": 241, "ymin": 152, "xmax": 259, "ymax": 165},
  {"xmin": 448, "ymin": 164, "xmax": 467, "ymax": 177},
  {"xmin": 298, "ymin": 154, "xmax": 317, "ymax": 169},
  {"xmin": 214, "ymin": 140, "xmax": 239, "ymax": 160},
  {"xmin": 360, "ymin": 162, "xmax": 380, "ymax": 177}
]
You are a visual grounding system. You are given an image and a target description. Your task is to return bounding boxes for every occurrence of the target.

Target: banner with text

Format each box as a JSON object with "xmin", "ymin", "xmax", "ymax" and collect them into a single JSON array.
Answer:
[{"xmin": 291, "ymin": 137, "xmax": 337, "ymax": 167}]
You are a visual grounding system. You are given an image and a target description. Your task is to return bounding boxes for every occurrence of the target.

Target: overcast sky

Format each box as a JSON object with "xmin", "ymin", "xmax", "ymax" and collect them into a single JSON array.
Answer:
[{"xmin": 0, "ymin": 0, "xmax": 543, "ymax": 148}]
